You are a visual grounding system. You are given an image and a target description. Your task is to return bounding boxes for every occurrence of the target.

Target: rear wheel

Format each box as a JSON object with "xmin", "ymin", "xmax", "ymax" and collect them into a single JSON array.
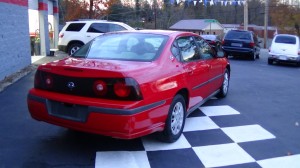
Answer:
[
  {"xmin": 160, "ymin": 95, "xmax": 186, "ymax": 143},
  {"xmin": 268, "ymin": 59, "xmax": 273, "ymax": 65},
  {"xmin": 256, "ymin": 53, "xmax": 260, "ymax": 59},
  {"xmin": 68, "ymin": 43, "xmax": 83, "ymax": 55},
  {"xmin": 250, "ymin": 52, "xmax": 256, "ymax": 60},
  {"xmin": 216, "ymin": 69, "xmax": 230, "ymax": 98}
]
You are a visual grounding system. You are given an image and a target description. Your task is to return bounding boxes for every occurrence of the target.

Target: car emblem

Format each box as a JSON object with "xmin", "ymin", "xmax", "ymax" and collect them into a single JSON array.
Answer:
[{"xmin": 67, "ymin": 82, "xmax": 75, "ymax": 90}]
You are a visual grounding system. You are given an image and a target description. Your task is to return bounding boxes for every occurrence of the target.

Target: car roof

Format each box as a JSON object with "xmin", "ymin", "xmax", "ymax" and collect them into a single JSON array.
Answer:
[
  {"xmin": 67, "ymin": 20, "xmax": 126, "ymax": 24},
  {"xmin": 275, "ymin": 34, "xmax": 299, "ymax": 38},
  {"xmin": 229, "ymin": 29, "xmax": 251, "ymax": 33},
  {"xmin": 107, "ymin": 29, "xmax": 194, "ymax": 36}
]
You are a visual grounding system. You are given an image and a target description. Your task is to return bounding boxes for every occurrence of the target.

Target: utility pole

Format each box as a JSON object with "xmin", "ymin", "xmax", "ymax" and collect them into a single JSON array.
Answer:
[
  {"xmin": 244, "ymin": 0, "xmax": 248, "ymax": 31},
  {"xmin": 264, "ymin": 0, "xmax": 269, "ymax": 48},
  {"xmin": 89, "ymin": 0, "xmax": 94, "ymax": 19}
]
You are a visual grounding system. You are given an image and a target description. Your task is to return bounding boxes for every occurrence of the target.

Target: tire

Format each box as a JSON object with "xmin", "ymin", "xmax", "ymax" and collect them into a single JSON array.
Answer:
[
  {"xmin": 160, "ymin": 95, "xmax": 186, "ymax": 143},
  {"xmin": 216, "ymin": 69, "xmax": 230, "ymax": 98},
  {"xmin": 68, "ymin": 43, "xmax": 83, "ymax": 55},
  {"xmin": 256, "ymin": 53, "xmax": 260, "ymax": 59},
  {"xmin": 250, "ymin": 52, "xmax": 256, "ymax": 61},
  {"xmin": 268, "ymin": 59, "xmax": 273, "ymax": 65}
]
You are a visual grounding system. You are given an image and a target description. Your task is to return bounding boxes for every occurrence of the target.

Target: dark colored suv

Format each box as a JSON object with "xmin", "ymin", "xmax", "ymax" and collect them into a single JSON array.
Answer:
[{"xmin": 222, "ymin": 30, "xmax": 261, "ymax": 60}]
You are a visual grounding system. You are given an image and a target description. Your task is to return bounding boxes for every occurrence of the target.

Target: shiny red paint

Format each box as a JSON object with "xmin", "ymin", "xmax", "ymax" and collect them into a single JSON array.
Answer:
[{"xmin": 27, "ymin": 30, "xmax": 230, "ymax": 139}]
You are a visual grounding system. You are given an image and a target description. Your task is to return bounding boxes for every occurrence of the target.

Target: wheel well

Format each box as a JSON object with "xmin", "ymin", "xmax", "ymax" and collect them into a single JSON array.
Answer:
[
  {"xmin": 176, "ymin": 89, "xmax": 189, "ymax": 109},
  {"xmin": 226, "ymin": 65, "xmax": 231, "ymax": 77},
  {"xmin": 67, "ymin": 40, "xmax": 84, "ymax": 48}
]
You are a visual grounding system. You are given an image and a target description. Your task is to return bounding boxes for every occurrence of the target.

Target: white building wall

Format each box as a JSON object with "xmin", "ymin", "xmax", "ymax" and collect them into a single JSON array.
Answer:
[{"xmin": 0, "ymin": 2, "xmax": 31, "ymax": 81}]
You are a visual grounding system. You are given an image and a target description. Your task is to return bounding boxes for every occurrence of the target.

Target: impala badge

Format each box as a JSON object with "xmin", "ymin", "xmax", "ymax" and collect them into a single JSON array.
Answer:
[{"xmin": 67, "ymin": 82, "xmax": 75, "ymax": 90}]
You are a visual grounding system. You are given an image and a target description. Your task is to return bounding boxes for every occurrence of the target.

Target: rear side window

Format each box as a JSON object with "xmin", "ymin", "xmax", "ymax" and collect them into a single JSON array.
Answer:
[
  {"xmin": 65, "ymin": 23, "xmax": 85, "ymax": 31},
  {"xmin": 275, "ymin": 36, "xmax": 296, "ymax": 44},
  {"xmin": 87, "ymin": 23, "xmax": 108, "ymax": 33},
  {"xmin": 87, "ymin": 23, "xmax": 127, "ymax": 33},
  {"xmin": 109, "ymin": 24, "xmax": 127, "ymax": 32}
]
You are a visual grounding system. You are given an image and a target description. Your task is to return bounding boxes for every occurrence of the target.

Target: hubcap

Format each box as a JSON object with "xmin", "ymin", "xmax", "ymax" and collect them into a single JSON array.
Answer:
[
  {"xmin": 223, "ymin": 72, "xmax": 229, "ymax": 94},
  {"xmin": 70, "ymin": 46, "xmax": 80, "ymax": 55},
  {"xmin": 171, "ymin": 102, "xmax": 184, "ymax": 135}
]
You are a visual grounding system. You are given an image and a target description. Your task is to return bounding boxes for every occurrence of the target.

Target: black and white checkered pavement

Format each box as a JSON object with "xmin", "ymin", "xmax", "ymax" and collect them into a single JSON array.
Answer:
[{"xmin": 95, "ymin": 105, "xmax": 300, "ymax": 168}]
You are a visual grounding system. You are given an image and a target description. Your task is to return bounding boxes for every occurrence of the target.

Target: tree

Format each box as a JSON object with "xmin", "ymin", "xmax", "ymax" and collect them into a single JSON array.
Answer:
[
  {"xmin": 269, "ymin": 0, "xmax": 300, "ymax": 35},
  {"xmin": 60, "ymin": 0, "xmax": 89, "ymax": 22}
]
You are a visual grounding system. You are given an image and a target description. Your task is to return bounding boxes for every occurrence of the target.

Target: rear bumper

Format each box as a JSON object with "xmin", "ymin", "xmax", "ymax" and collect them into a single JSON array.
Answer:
[
  {"xmin": 222, "ymin": 47, "xmax": 254, "ymax": 56},
  {"xmin": 27, "ymin": 90, "xmax": 169, "ymax": 139},
  {"xmin": 268, "ymin": 54, "xmax": 300, "ymax": 64}
]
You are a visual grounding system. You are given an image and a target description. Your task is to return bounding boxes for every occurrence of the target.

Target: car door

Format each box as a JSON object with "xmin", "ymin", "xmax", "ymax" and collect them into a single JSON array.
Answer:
[
  {"xmin": 195, "ymin": 36, "xmax": 224, "ymax": 94},
  {"xmin": 174, "ymin": 36, "xmax": 211, "ymax": 108}
]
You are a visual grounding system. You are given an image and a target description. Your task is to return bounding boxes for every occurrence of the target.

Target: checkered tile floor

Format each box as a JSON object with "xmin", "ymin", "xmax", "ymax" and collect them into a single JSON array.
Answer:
[{"xmin": 94, "ymin": 105, "xmax": 300, "ymax": 168}]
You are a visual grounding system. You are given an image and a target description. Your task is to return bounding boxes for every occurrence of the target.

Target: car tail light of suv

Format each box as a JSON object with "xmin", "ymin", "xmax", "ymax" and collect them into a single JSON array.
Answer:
[{"xmin": 249, "ymin": 42, "xmax": 255, "ymax": 48}]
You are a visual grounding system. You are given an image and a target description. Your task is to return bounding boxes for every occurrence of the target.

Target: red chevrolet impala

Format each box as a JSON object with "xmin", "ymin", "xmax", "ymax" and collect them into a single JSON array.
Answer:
[{"xmin": 27, "ymin": 30, "xmax": 230, "ymax": 142}]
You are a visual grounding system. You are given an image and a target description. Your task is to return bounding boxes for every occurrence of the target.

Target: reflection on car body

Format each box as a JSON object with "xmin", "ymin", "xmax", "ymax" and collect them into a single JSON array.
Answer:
[{"xmin": 27, "ymin": 30, "xmax": 230, "ymax": 143}]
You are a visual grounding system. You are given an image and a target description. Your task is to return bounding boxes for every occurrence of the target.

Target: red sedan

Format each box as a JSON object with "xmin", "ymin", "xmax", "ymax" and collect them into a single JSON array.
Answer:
[{"xmin": 27, "ymin": 30, "xmax": 230, "ymax": 142}]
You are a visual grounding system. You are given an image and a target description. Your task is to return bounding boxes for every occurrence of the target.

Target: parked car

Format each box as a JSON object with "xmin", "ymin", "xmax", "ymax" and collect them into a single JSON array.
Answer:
[
  {"xmin": 58, "ymin": 20, "xmax": 135, "ymax": 55},
  {"xmin": 27, "ymin": 30, "xmax": 230, "ymax": 143},
  {"xmin": 222, "ymin": 30, "xmax": 261, "ymax": 60},
  {"xmin": 268, "ymin": 34, "xmax": 300, "ymax": 66},
  {"xmin": 200, "ymin": 34, "xmax": 222, "ymax": 50}
]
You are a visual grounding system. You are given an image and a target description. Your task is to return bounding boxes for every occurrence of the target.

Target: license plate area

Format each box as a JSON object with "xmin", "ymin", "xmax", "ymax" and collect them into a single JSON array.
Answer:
[
  {"xmin": 279, "ymin": 55, "xmax": 287, "ymax": 60},
  {"xmin": 47, "ymin": 100, "xmax": 89, "ymax": 122},
  {"xmin": 231, "ymin": 43, "xmax": 242, "ymax": 47}
]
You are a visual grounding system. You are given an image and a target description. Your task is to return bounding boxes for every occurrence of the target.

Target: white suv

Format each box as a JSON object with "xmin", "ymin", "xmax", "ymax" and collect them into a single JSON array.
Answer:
[
  {"xmin": 268, "ymin": 34, "xmax": 300, "ymax": 66},
  {"xmin": 58, "ymin": 20, "xmax": 135, "ymax": 55}
]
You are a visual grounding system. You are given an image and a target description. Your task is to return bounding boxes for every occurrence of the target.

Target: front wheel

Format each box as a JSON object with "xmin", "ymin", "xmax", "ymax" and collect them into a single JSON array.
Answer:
[
  {"xmin": 159, "ymin": 95, "xmax": 186, "ymax": 143},
  {"xmin": 216, "ymin": 69, "xmax": 230, "ymax": 98}
]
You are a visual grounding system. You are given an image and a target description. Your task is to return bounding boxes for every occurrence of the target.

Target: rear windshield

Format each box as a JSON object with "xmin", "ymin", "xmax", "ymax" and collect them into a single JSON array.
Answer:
[
  {"xmin": 275, "ymin": 36, "xmax": 296, "ymax": 44},
  {"xmin": 72, "ymin": 33, "xmax": 168, "ymax": 61},
  {"xmin": 225, "ymin": 31, "xmax": 251, "ymax": 40}
]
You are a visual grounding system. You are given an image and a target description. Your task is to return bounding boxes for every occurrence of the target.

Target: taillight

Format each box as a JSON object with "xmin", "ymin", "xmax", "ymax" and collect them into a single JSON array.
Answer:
[
  {"xmin": 34, "ymin": 70, "xmax": 143, "ymax": 101},
  {"xmin": 93, "ymin": 80, "xmax": 107, "ymax": 96},
  {"xmin": 114, "ymin": 81, "xmax": 131, "ymax": 98},
  {"xmin": 93, "ymin": 78, "xmax": 143, "ymax": 100},
  {"xmin": 34, "ymin": 70, "xmax": 54, "ymax": 89},
  {"xmin": 45, "ymin": 75, "xmax": 53, "ymax": 88},
  {"xmin": 222, "ymin": 40, "xmax": 225, "ymax": 45},
  {"xmin": 249, "ymin": 42, "xmax": 255, "ymax": 48},
  {"xmin": 59, "ymin": 33, "xmax": 64, "ymax": 38}
]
